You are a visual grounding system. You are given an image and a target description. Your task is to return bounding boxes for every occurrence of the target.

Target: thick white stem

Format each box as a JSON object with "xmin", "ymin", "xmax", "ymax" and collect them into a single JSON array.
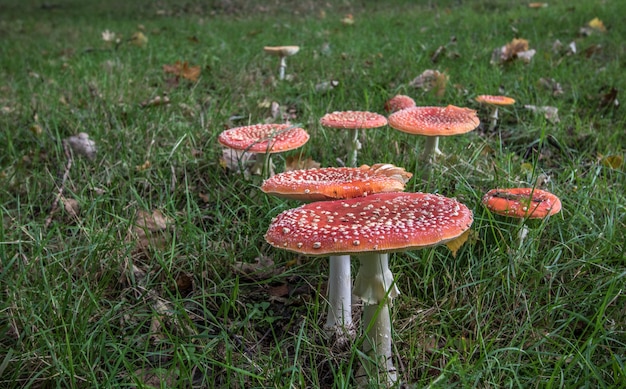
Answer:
[
  {"xmin": 353, "ymin": 253, "xmax": 399, "ymax": 386},
  {"xmin": 420, "ymin": 136, "xmax": 442, "ymax": 163},
  {"xmin": 488, "ymin": 107, "xmax": 499, "ymax": 131},
  {"xmin": 279, "ymin": 56, "xmax": 287, "ymax": 80},
  {"xmin": 250, "ymin": 153, "xmax": 275, "ymax": 177},
  {"xmin": 324, "ymin": 255, "xmax": 355, "ymax": 342},
  {"xmin": 347, "ymin": 129, "xmax": 361, "ymax": 167}
]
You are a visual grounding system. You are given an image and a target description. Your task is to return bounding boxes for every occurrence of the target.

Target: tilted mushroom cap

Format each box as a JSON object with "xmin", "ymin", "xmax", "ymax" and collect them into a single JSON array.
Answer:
[
  {"xmin": 384, "ymin": 95, "xmax": 417, "ymax": 113},
  {"xmin": 218, "ymin": 124, "xmax": 309, "ymax": 153},
  {"xmin": 264, "ymin": 45, "xmax": 300, "ymax": 57},
  {"xmin": 265, "ymin": 192, "xmax": 473, "ymax": 256},
  {"xmin": 388, "ymin": 105, "xmax": 480, "ymax": 137},
  {"xmin": 475, "ymin": 95, "xmax": 516, "ymax": 106},
  {"xmin": 482, "ymin": 188, "xmax": 561, "ymax": 219},
  {"xmin": 320, "ymin": 111, "xmax": 388, "ymax": 129},
  {"xmin": 261, "ymin": 163, "xmax": 412, "ymax": 201}
]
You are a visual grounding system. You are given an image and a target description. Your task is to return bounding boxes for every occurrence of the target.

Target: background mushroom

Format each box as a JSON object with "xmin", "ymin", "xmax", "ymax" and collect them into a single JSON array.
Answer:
[
  {"xmin": 265, "ymin": 192, "xmax": 473, "ymax": 386},
  {"xmin": 319, "ymin": 110, "xmax": 388, "ymax": 167},
  {"xmin": 388, "ymin": 105, "xmax": 480, "ymax": 164},
  {"xmin": 218, "ymin": 123, "xmax": 309, "ymax": 176},
  {"xmin": 384, "ymin": 94, "xmax": 416, "ymax": 113},
  {"xmin": 263, "ymin": 45, "xmax": 300, "ymax": 80},
  {"xmin": 482, "ymin": 187, "xmax": 561, "ymax": 248},
  {"xmin": 261, "ymin": 164, "xmax": 412, "ymax": 345},
  {"xmin": 475, "ymin": 94, "xmax": 516, "ymax": 131}
]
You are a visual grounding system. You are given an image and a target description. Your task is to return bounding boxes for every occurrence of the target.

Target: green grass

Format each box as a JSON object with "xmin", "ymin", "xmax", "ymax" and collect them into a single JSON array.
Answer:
[{"xmin": 1, "ymin": 0, "xmax": 625, "ymax": 387}]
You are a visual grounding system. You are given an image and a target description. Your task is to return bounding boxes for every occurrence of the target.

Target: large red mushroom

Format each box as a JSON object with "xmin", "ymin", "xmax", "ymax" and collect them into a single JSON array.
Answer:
[{"xmin": 265, "ymin": 192, "xmax": 473, "ymax": 386}]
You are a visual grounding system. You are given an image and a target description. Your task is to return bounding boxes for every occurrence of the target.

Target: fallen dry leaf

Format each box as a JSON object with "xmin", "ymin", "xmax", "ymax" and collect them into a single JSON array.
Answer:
[
  {"xmin": 445, "ymin": 229, "xmax": 471, "ymax": 257},
  {"xmin": 136, "ymin": 160, "xmax": 151, "ymax": 171},
  {"xmin": 409, "ymin": 69, "xmax": 449, "ymax": 98},
  {"xmin": 600, "ymin": 155, "xmax": 623, "ymax": 169},
  {"xmin": 233, "ymin": 255, "xmax": 279, "ymax": 280},
  {"xmin": 163, "ymin": 61, "xmax": 201, "ymax": 82},
  {"xmin": 538, "ymin": 77, "xmax": 564, "ymax": 96},
  {"xmin": 61, "ymin": 196, "xmax": 80, "ymax": 219},
  {"xmin": 597, "ymin": 87, "xmax": 619, "ymax": 110},
  {"xmin": 140, "ymin": 95, "xmax": 170, "ymax": 108},
  {"xmin": 528, "ymin": 2, "xmax": 548, "ymax": 8},
  {"xmin": 588, "ymin": 17, "xmax": 607, "ymax": 33},
  {"xmin": 136, "ymin": 209, "xmax": 170, "ymax": 232},
  {"xmin": 491, "ymin": 38, "xmax": 535, "ymax": 64},
  {"xmin": 341, "ymin": 14, "xmax": 354, "ymax": 25},
  {"xmin": 66, "ymin": 132, "xmax": 97, "ymax": 160},
  {"xmin": 129, "ymin": 31, "xmax": 148, "ymax": 47},
  {"xmin": 524, "ymin": 105, "xmax": 560, "ymax": 123},
  {"xmin": 285, "ymin": 155, "xmax": 321, "ymax": 171}
]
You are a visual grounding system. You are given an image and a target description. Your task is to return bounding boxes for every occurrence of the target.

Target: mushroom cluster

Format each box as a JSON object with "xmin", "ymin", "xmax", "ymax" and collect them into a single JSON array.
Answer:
[{"xmin": 261, "ymin": 164, "xmax": 412, "ymax": 345}]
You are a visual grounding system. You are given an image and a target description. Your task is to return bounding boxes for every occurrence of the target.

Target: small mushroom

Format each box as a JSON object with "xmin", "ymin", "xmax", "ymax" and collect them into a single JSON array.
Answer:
[
  {"xmin": 265, "ymin": 192, "xmax": 473, "ymax": 386},
  {"xmin": 319, "ymin": 111, "xmax": 388, "ymax": 167},
  {"xmin": 475, "ymin": 95, "xmax": 516, "ymax": 131},
  {"xmin": 264, "ymin": 45, "xmax": 300, "ymax": 80},
  {"xmin": 482, "ymin": 187, "xmax": 561, "ymax": 248},
  {"xmin": 218, "ymin": 123, "xmax": 309, "ymax": 176},
  {"xmin": 388, "ymin": 105, "xmax": 480, "ymax": 164},
  {"xmin": 384, "ymin": 94, "xmax": 416, "ymax": 113}
]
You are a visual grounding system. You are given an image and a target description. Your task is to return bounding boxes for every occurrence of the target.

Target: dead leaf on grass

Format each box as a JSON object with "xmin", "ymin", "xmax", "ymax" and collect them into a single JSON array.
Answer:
[
  {"xmin": 129, "ymin": 31, "xmax": 148, "ymax": 47},
  {"xmin": 66, "ymin": 132, "xmax": 97, "ymax": 160},
  {"xmin": 163, "ymin": 61, "xmax": 201, "ymax": 82},
  {"xmin": 285, "ymin": 155, "xmax": 321, "ymax": 171},
  {"xmin": 600, "ymin": 155, "xmax": 623, "ymax": 169},
  {"xmin": 524, "ymin": 105, "xmax": 560, "ymax": 123},
  {"xmin": 128, "ymin": 209, "xmax": 171, "ymax": 251},
  {"xmin": 409, "ymin": 69, "xmax": 449, "ymax": 98},
  {"xmin": 587, "ymin": 17, "xmax": 607, "ymax": 33},
  {"xmin": 233, "ymin": 255, "xmax": 279, "ymax": 280},
  {"xmin": 140, "ymin": 95, "xmax": 170, "ymax": 108},
  {"xmin": 528, "ymin": 2, "xmax": 548, "ymax": 8},
  {"xmin": 61, "ymin": 196, "xmax": 80, "ymax": 219},
  {"xmin": 491, "ymin": 38, "xmax": 536, "ymax": 64},
  {"xmin": 538, "ymin": 77, "xmax": 564, "ymax": 96},
  {"xmin": 597, "ymin": 87, "xmax": 619, "ymax": 110}
]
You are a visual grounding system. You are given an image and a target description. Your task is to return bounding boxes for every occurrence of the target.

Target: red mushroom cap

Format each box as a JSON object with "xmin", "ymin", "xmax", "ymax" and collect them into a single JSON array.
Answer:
[
  {"xmin": 265, "ymin": 192, "xmax": 473, "ymax": 256},
  {"xmin": 261, "ymin": 163, "xmax": 412, "ymax": 201},
  {"xmin": 388, "ymin": 105, "xmax": 480, "ymax": 137},
  {"xmin": 482, "ymin": 188, "xmax": 561, "ymax": 219},
  {"xmin": 384, "ymin": 95, "xmax": 417, "ymax": 113},
  {"xmin": 320, "ymin": 111, "xmax": 388, "ymax": 129},
  {"xmin": 475, "ymin": 95, "xmax": 516, "ymax": 106},
  {"xmin": 218, "ymin": 124, "xmax": 309, "ymax": 153}
]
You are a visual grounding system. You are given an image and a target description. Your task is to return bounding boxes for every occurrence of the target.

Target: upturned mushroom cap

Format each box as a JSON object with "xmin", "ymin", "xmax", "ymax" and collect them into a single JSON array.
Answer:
[
  {"xmin": 482, "ymin": 188, "xmax": 561, "ymax": 219},
  {"xmin": 261, "ymin": 163, "xmax": 412, "ymax": 201},
  {"xmin": 218, "ymin": 124, "xmax": 309, "ymax": 154},
  {"xmin": 264, "ymin": 45, "xmax": 300, "ymax": 57},
  {"xmin": 265, "ymin": 192, "xmax": 473, "ymax": 256},
  {"xmin": 320, "ymin": 111, "xmax": 388, "ymax": 129},
  {"xmin": 384, "ymin": 95, "xmax": 417, "ymax": 113},
  {"xmin": 388, "ymin": 105, "xmax": 480, "ymax": 137},
  {"xmin": 475, "ymin": 95, "xmax": 516, "ymax": 106}
]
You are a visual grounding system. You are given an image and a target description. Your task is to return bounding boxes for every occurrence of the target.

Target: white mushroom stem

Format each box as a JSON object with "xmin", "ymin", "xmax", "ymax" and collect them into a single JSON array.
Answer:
[
  {"xmin": 419, "ymin": 136, "xmax": 443, "ymax": 163},
  {"xmin": 324, "ymin": 255, "xmax": 355, "ymax": 342},
  {"xmin": 279, "ymin": 56, "xmax": 287, "ymax": 80},
  {"xmin": 488, "ymin": 106, "xmax": 499, "ymax": 131},
  {"xmin": 347, "ymin": 129, "xmax": 362, "ymax": 167},
  {"xmin": 353, "ymin": 253, "xmax": 399, "ymax": 387},
  {"xmin": 250, "ymin": 153, "xmax": 275, "ymax": 177}
]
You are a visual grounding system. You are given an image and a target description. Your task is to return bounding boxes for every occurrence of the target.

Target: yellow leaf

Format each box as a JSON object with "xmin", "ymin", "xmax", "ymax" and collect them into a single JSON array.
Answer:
[
  {"xmin": 130, "ymin": 31, "xmax": 148, "ymax": 47},
  {"xmin": 601, "ymin": 155, "xmax": 623, "ymax": 169},
  {"xmin": 163, "ymin": 61, "xmax": 201, "ymax": 82},
  {"xmin": 445, "ymin": 229, "xmax": 471, "ymax": 258},
  {"xmin": 520, "ymin": 162, "xmax": 534, "ymax": 173},
  {"xmin": 588, "ymin": 17, "xmax": 607, "ymax": 32}
]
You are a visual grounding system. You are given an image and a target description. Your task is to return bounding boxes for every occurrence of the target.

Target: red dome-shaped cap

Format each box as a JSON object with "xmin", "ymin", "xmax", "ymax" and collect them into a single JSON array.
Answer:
[
  {"xmin": 388, "ymin": 105, "xmax": 480, "ymax": 137},
  {"xmin": 218, "ymin": 124, "xmax": 309, "ymax": 153},
  {"xmin": 265, "ymin": 192, "xmax": 473, "ymax": 256},
  {"xmin": 261, "ymin": 163, "xmax": 412, "ymax": 201},
  {"xmin": 482, "ymin": 188, "xmax": 561, "ymax": 219}
]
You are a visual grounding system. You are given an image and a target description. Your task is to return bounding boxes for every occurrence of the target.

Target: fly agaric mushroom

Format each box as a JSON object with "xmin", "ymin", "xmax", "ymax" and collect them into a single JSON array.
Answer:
[
  {"xmin": 264, "ymin": 45, "xmax": 300, "ymax": 80},
  {"xmin": 319, "ymin": 111, "xmax": 388, "ymax": 167},
  {"xmin": 265, "ymin": 192, "xmax": 473, "ymax": 386},
  {"xmin": 482, "ymin": 187, "xmax": 561, "ymax": 247},
  {"xmin": 261, "ymin": 164, "xmax": 413, "ymax": 344},
  {"xmin": 475, "ymin": 95, "xmax": 516, "ymax": 131},
  {"xmin": 388, "ymin": 105, "xmax": 480, "ymax": 164},
  {"xmin": 384, "ymin": 94, "xmax": 416, "ymax": 113},
  {"xmin": 218, "ymin": 123, "xmax": 309, "ymax": 176}
]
